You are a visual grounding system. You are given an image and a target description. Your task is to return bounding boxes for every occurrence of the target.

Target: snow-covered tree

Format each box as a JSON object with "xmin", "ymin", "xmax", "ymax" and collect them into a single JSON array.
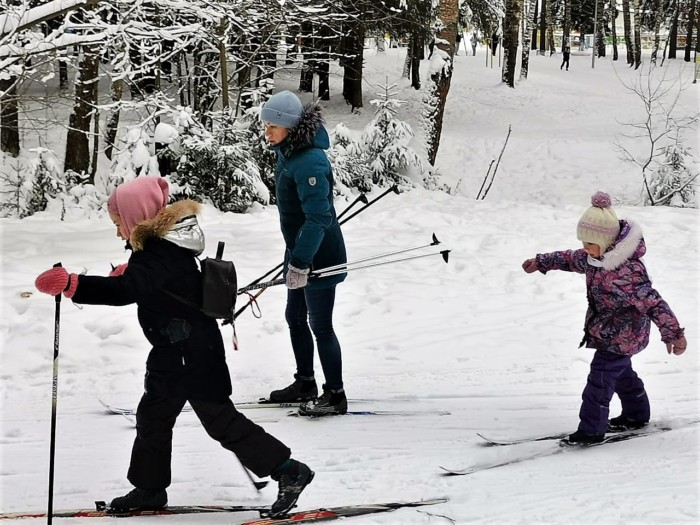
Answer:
[
  {"xmin": 646, "ymin": 143, "xmax": 697, "ymax": 207},
  {"xmin": 332, "ymin": 83, "xmax": 424, "ymax": 191},
  {"xmin": 171, "ymin": 109, "xmax": 269, "ymax": 213}
]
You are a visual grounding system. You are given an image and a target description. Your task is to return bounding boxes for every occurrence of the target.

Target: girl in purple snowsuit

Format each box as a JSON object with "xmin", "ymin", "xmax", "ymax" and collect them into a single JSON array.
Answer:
[{"xmin": 522, "ymin": 192, "xmax": 687, "ymax": 444}]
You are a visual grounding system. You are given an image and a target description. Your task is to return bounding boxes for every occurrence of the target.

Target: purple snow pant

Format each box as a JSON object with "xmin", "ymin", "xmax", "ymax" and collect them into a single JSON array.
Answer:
[{"xmin": 578, "ymin": 350, "xmax": 650, "ymax": 435}]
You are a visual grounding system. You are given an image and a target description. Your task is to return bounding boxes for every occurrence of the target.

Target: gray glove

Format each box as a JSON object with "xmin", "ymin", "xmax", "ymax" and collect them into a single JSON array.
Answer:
[{"xmin": 286, "ymin": 263, "xmax": 310, "ymax": 289}]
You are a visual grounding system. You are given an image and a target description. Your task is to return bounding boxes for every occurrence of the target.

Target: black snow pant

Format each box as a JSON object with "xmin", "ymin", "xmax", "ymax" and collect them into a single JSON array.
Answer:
[
  {"xmin": 127, "ymin": 391, "xmax": 291, "ymax": 489},
  {"xmin": 561, "ymin": 53, "xmax": 570, "ymax": 70}
]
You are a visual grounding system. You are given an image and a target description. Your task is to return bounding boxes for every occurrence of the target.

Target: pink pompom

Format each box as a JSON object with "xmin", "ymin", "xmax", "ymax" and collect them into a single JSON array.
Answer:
[{"xmin": 591, "ymin": 191, "xmax": 612, "ymax": 209}]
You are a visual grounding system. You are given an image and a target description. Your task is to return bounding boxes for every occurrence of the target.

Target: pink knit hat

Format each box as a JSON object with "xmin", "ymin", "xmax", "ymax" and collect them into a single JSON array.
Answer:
[{"xmin": 107, "ymin": 176, "xmax": 169, "ymax": 239}]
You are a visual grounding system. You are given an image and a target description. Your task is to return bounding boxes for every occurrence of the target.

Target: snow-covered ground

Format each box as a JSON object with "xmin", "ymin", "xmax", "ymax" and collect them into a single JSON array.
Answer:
[{"xmin": 1, "ymin": 45, "xmax": 699, "ymax": 524}]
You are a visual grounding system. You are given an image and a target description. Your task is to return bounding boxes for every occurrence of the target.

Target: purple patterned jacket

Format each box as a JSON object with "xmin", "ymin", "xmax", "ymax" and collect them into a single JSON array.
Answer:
[{"xmin": 536, "ymin": 220, "xmax": 684, "ymax": 356}]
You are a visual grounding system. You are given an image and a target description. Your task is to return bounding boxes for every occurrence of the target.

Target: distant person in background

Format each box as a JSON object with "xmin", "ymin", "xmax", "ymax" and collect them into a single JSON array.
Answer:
[
  {"xmin": 470, "ymin": 32, "xmax": 478, "ymax": 56},
  {"xmin": 522, "ymin": 191, "xmax": 687, "ymax": 445},
  {"xmin": 561, "ymin": 38, "xmax": 571, "ymax": 71},
  {"xmin": 491, "ymin": 32, "xmax": 499, "ymax": 56},
  {"xmin": 455, "ymin": 31, "xmax": 462, "ymax": 55}
]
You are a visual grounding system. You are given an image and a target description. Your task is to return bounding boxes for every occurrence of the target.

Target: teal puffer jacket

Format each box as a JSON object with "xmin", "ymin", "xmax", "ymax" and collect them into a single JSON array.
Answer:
[{"xmin": 271, "ymin": 105, "xmax": 347, "ymax": 289}]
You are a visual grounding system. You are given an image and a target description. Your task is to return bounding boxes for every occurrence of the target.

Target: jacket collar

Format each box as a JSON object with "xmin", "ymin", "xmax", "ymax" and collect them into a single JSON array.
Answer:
[{"xmin": 130, "ymin": 199, "xmax": 203, "ymax": 253}]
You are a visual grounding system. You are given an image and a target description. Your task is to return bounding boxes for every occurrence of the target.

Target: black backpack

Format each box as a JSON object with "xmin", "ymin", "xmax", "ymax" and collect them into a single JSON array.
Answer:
[{"xmin": 165, "ymin": 241, "xmax": 237, "ymax": 322}]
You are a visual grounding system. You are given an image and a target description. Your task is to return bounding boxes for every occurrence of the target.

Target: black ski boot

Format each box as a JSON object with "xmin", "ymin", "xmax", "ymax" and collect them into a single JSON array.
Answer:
[
  {"xmin": 109, "ymin": 488, "xmax": 167, "ymax": 512},
  {"xmin": 269, "ymin": 374, "xmax": 318, "ymax": 403},
  {"xmin": 608, "ymin": 414, "xmax": 649, "ymax": 432},
  {"xmin": 564, "ymin": 429, "xmax": 605, "ymax": 445},
  {"xmin": 270, "ymin": 459, "xmax": 314, "ymax": 517},
  {"xmin": 298, "ymin": 385, "xmax": 347, "ymax": 417}
]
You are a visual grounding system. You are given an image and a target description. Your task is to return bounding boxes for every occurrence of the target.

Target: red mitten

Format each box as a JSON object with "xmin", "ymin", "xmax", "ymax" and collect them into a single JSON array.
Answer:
[
  {"xmin": 36, "ymin": 267, "xmax": 69, "ymax": 296},
  {"xmin": 522, "ymin": 258, "xmax": 538, "ymax": 273},
  {"xmin": 666, "ymin": 336, "xmax": 688, "ymax": 356},
  {"xmin": 35, "ymin": 267, "xmax": 79, "ymax": 298},
  {"xmin": 109, "ymin": 263, "xmax": 128, "ymax": 277}
]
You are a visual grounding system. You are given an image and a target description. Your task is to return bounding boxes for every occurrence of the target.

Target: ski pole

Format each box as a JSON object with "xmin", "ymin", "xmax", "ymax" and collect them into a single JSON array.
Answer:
[
  {"xmin": 236, "ymin": 245, "xmax": 450, "ymax": 294},
  {"xmin": 238, "ymin": 461, "xmax": 268, "ymax": 492},
  {"xmin": 312, "ymin": 249, "xmax": 450, "ymax": 278},
  {"xmin": 235, "ymin": 191, "xmax": 370, "ymax": 292},
  {"xmin": 233, "ymin": 186, "xmax": 398, "ymax": 320},
  {"xmin": 311, "ymin": 233, "xmax": 441, "ymax": 277},
  {"xmin": 47, "ymin": 263, "xmax": 62, "ymax": 525},
  {"xmin": 336, "ymin": 192, "xmax": 369, "ymax": 222},
  {"xmin": 339, "ymin": 184, "xmax": 399, "ymax": 226}
]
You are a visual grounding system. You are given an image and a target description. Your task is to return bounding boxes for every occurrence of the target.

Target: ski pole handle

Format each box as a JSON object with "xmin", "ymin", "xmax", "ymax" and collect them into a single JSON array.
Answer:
[{"xmin": 53, "ymin": 262, "xmax": 62, "ymax": 304}]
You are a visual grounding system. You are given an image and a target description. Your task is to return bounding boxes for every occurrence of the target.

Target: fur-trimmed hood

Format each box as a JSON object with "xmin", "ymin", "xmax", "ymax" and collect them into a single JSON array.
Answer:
[
  {"xmin": 601, "ymin": 220, "xmax": 645, "ymax": 270},
  {"xmin": 280, "ymin": 104, "xmax": 329, "ymax": 156},
  {"xmin": 130, "ymin": 199, "xmax": 204, "ymax": 255}
]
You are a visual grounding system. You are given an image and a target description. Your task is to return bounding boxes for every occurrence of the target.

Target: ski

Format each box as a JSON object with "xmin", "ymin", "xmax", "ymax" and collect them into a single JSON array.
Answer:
[
  {"xmin": 239, "ymin": 498, "xmax": 448, "ymax": 525},
  {"xmin": 476, "ymin": 431, "xmax": 570, "ymax": 446},
  {"xmin": 0, "ymin": 503, "xmax": 270, "ymax": 520},
  {"xmin": 99, "ymin": 399, "xmax": 302, "ymax": 416},
  {"xmin": 287, "ymin": 410, "xmax": 451, "ymax": 417},
  {"xmin": 100, "ymin": 398, "xmax": 375, "ymax": 416},
  {"xmin": 441, "ymin": 426, "xmax": 673, "ymax": 476},
  {"xmin": 0, "ymin": 499, "xmax": 447, "ymax": 521},
  {"xmin": 475, "ymin": 419, "xmax": 699, "ymax": 446}
]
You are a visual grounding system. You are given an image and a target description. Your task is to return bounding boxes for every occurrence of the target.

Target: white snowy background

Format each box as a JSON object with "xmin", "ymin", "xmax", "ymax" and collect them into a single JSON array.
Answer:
[{"xmin": 1, "ymin": 43, "xmax": 699, "ymax": 524}]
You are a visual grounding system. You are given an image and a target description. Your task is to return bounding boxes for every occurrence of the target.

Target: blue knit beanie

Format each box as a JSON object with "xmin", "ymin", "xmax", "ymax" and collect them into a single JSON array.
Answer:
[{"xmin": 261, "ymin": 91, "xmax": 303, "ymax": 129}]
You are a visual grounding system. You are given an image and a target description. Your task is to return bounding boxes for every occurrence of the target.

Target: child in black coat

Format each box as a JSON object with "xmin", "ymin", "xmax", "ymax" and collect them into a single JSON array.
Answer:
[{"xmin": 35, "ymin": 176, "xmax": 312, "ymax": 517}]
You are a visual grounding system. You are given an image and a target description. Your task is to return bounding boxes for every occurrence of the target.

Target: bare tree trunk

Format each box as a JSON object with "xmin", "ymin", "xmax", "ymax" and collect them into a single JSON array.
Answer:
[
  {"xmin": 299, "ymin": 21, "xmax": 314, "ymax": 92},
  {"xmin": 546, "ymin": 0, "xmax": 556, "ymax": 55},
  {"xmin": 341, "ymin": 20, "xmax": 365, "ymax": 111},
  {"xmin": 633, "ymin": 0, "xmax": 642, "ymax": 68},
  {"xmin": 610, "ymin": 2, "xmax": 619, "ymax": 60},
  {"xmin": 668, "ymin": 0, "xmax": 679, "ymax": 59},
  {"xmin": 563, "ymin": 0, "xmax": 571, "ymax": 50},
  {"xmin": 531, "ymin": 0, "xmax": 539, "ymax": 50},
  {"xmin": 538, "ymin": 0, "xmax": 546, "ymax": 55},
  {"xmin": 426, "ymin": 0, "xmax": 458, "ymax": 165},
  {"xmin": 409, "ymin": 32, "xmax": 423, "ymax": 90},
  {"xmin": 317, "ymin": 54, "xmax": 330, "ymax": 100},
  {"xmin": 651, "ymin": 0, "xmax": 664, "ymax": 64},
  {"xmin": 104, "ymin": 78, "xmax": 123, "ymax": 161},
  {"xmin": 0, "ymin": 77, "xmax": 20, "ymax": 157},
  {"xmin": 596, "ymin": 2, "xmax": 606, "ymax": 58},
  {"xmin": 64, "ymin": 45, "xmax": 99, "ymax": 178},
  {"xmin": 623, "ymin": 0, "xmax": 634, "ymax": 65},
  {"xmin": 59, "ymin": 54, "xmax": 68, "ymax": 90},
  {"xmin": 521, "ymin": 0, "xmax": 536, "ymax": 79},
  {"xmin": 316, "ymin": 25, "xmax": 331, "ymax": 100},
  {"xmin": 502, "ymin": 0, "xmax": 522, "ymax": 87},
  {"xmin": 403, "ymin": 37, "xmax": 413, "ymax": 78},
  {"xmin": 686, "ymin": 0, "xmax": 697, "ymax": 62},
  {"xmin": 219, "ymin": 20, "xmax": 229, "ymax": 109}
]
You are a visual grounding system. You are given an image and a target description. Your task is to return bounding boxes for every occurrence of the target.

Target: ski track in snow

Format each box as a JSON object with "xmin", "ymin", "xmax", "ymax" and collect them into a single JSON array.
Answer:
[{"xmin": 1, "ymin": 47, "xmax": 699, "ymax": 523}]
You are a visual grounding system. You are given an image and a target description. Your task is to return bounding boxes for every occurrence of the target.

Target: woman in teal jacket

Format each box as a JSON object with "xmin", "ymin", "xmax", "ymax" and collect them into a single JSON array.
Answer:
[{"xmin": 261, "ymin": 91, "xmax": 348, "ymax": 416}]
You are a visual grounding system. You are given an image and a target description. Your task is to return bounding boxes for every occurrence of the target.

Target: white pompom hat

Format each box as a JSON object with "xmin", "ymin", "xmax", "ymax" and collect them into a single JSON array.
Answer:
[{"xmin": 576, "ymin": 191, "xmax": 621, "ymax": 254}]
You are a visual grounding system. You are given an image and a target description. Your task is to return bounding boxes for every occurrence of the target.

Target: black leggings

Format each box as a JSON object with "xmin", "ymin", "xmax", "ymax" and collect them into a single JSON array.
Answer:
[{"xmin": 127, "ymin": 392, "xmax": 291, "ymax": 489}]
